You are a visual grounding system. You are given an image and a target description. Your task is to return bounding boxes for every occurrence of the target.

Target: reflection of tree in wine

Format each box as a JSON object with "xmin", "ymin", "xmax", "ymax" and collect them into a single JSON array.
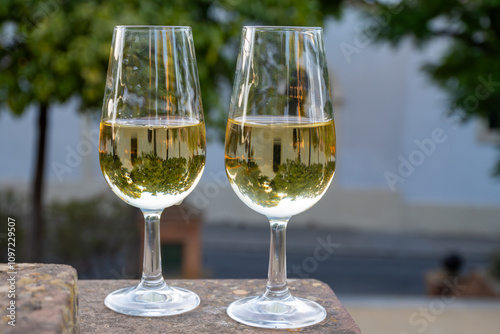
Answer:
[
  {"xmin": 274, "ymin": 159, "xmax": 335, "ymax": 199},
  {"xmin": 100, "ymin": 152, "xmax": 141, "ymax": 199},
  {"xmin": 226, "ymin": 158, "xmax": 335, "ymax": 208},
  {"xmin": 100, "ymin": 152, "xmax": 205, "ymax": 199},
  {"xmin": 130, "ymin": 153, "xmax": 204, "ymax": 195},
  {"xmin": 226, "ymin": 159, "xmax": 280, "ymax": 207}
]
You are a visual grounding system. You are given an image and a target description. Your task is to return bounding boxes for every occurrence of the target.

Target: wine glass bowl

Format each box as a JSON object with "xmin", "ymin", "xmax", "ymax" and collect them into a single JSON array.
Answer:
[
  {"xmin": 99, "ymin": 26, "xmax": 205, "ymax": 316},
  {"xmin": 99, "ymin": 117, "xmax": 206, "ymax": 210},
  {"xmin": 225, "ymin": 116, "xmax": 335, "ymax": 218},
  {"xmin": 225, "ymin": 26, "xmax": 336, "ymax": 328}
]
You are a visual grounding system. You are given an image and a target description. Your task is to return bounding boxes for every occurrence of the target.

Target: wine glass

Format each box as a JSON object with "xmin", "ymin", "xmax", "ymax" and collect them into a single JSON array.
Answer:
[
  {"xmin": 224, "ymin": 26, "xmax": 336, "ymax": 328},
  {"xmin": 99, "ymin": 26, "xmax": 205, "ymax": 316}
]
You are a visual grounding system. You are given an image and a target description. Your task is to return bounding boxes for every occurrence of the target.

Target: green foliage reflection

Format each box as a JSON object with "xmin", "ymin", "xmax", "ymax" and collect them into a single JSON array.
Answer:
[
  {"xmin": 226, "ymin": 158, "xmax": 335, "ymax": 208},
  {"xmin": 100, "ymin": 152, "xmax": 205, "ymax": 198}
]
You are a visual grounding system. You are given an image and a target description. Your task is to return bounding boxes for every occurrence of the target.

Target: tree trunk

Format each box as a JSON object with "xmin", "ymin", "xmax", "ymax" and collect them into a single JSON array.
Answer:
[{"xmin": 30, "ymin": 103, "xmax": 48, "ymax": 262}]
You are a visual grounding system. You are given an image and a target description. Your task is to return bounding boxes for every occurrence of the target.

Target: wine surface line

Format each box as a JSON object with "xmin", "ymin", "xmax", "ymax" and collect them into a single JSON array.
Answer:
[{"xmin": 99, "ymin": 116, "xmax": 206, "ymax": 210}]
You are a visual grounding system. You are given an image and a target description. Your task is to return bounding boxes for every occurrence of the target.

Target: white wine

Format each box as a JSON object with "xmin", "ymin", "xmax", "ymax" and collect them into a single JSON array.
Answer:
[
  {"xmin": 99, "ymin": 117, "xmax": 206, "ymax": 210},
  {"xmin": 225, "ymin": 115, "xmax": 335, "ymax": 218}
]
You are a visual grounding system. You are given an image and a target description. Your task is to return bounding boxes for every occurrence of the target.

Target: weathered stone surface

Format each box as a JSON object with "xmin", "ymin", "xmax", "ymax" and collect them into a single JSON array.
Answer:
[
  {"xmin": 0, "ymin": 263, "xmax": 78, "ymax": 334},
  {"xmin": 79, "ymin": 279, "xmax": 360, "ymax": 333}
]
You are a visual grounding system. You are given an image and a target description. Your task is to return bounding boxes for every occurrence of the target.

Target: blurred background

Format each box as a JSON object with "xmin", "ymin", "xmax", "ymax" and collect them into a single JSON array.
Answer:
[{"xmin": 1, "ymin": 0, "xmax": 500, "ymax": 332}]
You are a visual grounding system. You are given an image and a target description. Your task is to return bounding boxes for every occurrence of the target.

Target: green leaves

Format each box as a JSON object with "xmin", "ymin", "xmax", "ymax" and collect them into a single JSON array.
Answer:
[
  {"xmin": 0, "ymin": 0, "xmax": 341, "ymax": 131},
  {"xmin": 100, "ymin": 152, "xmax": 205, "ymax": 199},
  {"xmin": 370, "ymin": 0, "xmax": 500, "ymax": 176},
  {"xmin": 372, "ymin": 0, "xmax": 500, "ymax": 118},
  {"xmin": 226, "ymin": 158, "xmax": 335, "ymax": 208}
]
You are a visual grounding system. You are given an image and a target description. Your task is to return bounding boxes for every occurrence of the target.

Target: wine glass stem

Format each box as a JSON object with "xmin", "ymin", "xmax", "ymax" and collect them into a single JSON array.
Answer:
[
  {"xmin": 265, "ymin": 218, "xmax": 291, "ymax": 299},
  {"xmin": 140, "ymin": 209, "xmax": 165, "ymax": 288}
]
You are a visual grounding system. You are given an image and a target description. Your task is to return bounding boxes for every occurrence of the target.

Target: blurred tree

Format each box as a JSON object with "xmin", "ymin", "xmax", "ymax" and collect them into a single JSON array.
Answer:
[
  {"xmin": 45, "ymin": 194, "xmax": 137, "ymax": 278},
  {"xmin": 370, "ymin": 0, "xmax": 500, "ymax": 175},
  {"xmin": 0, "ymin": 0, "xmax": 345, "ymax": 261}
]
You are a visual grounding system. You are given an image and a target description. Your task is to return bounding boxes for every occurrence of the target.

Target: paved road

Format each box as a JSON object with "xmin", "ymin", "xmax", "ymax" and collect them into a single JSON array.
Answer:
[{"xmin": 202, "ymin": 225, "xmax": 497, "ymax": 296}]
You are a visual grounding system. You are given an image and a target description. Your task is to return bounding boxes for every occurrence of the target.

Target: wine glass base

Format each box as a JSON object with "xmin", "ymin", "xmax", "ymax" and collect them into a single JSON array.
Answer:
[
  {"xmin": 104, "ymin": 282, "xmax": 200, "ymax": 317},
  {"xmin": 227, "ymin": 293, "xmax": 326, "ymax": 329}
]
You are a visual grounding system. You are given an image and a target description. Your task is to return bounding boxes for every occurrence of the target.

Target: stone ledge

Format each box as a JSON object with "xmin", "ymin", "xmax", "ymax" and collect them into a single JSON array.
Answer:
[
  {"xmin": 79, "ymin": 279, "xmax": 360, "ymax": 333},
  {"xmin": 0, "ymin": 263, "xmax": 78, "ymax": 334}
]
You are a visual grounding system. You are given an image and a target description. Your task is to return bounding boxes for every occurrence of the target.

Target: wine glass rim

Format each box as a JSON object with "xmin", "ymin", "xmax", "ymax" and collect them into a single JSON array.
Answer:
[
  {"xmin": 114, "ymin": 25, "xmax": 191, "ymax": 30},
  {"xmin": 243, "ymin": 26, "xmax": 322, "ymax": 31}
]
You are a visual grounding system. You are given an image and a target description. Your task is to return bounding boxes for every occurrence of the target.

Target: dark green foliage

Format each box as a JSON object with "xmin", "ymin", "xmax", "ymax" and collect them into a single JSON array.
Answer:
[
  {"xmin": 99, "ymin": 152, "xmax": 141, "ymax": 199},
  {"xmin": 226, "ymin": 158, "xmax": 335, "ymax": 207},
  {"xmin": 227, "ymin": 158, "xmax": 280, "ymax": 206},
  {"xmin": 99, "ymin": 153, "xmax": 205, "ymax": 198},
  {"xmin": 0, "ymin": 0, "xmax": 343, "ymax": 131},
  {"xmin": 45, "ymin": 194, "xmax": 139, "ymax": 278},
  {"xmin": 371, "ymin": 0, "xmax": 500, "ymax": 175},
  {"xmin": 0, "ymin": 188, "xmax": 139, "ymax": 277},
  {"xmin": 130, "ymin": 154, "xmax": 205, "ymax": 196},
  {"xmin": 273, "ymin": 159, "xmax": 336, "ymax": 199}
]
